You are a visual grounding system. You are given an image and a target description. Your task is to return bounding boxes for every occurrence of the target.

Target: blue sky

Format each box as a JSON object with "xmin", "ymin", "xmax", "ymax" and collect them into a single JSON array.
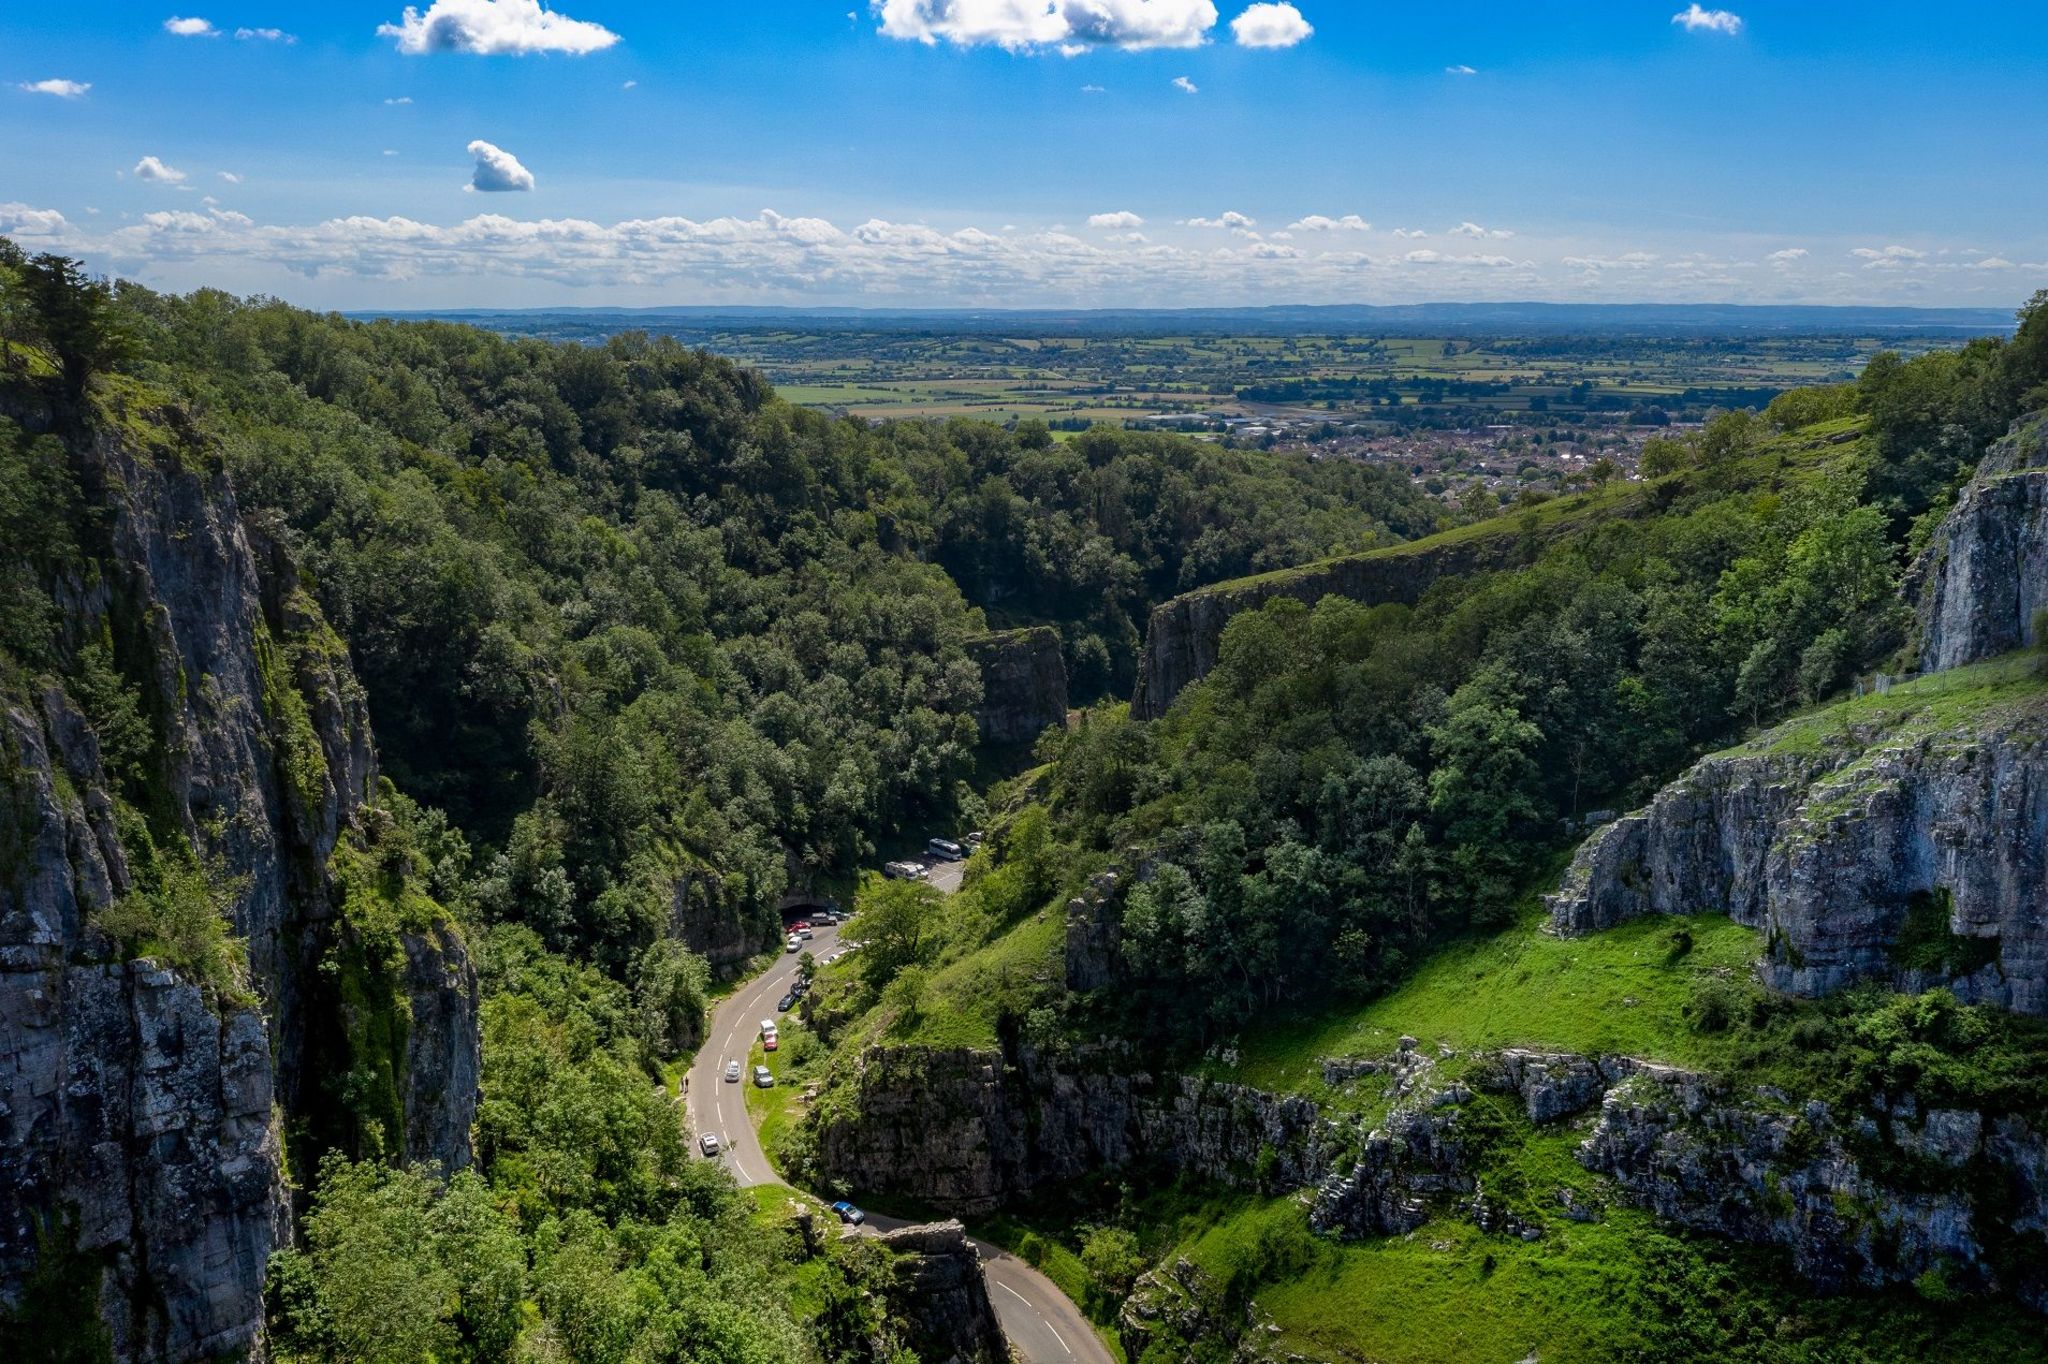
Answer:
[{"xmin": 3, "ymin": 1, "xmax": 2044, "ymax": 309}]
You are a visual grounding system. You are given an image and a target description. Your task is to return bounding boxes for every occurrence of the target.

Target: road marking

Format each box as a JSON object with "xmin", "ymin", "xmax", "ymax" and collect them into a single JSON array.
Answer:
[
  {"xmin": 999, "ymin": 1283, "xmax": 1029, "ymax": 1304},
  {"xmin": 1044, "ymin": 1320, "xmax": 1071, "ymax": 1354}
]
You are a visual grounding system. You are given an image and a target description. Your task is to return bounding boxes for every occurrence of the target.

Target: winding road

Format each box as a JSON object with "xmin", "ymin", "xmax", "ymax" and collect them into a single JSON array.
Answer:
[{"xmin": 684, "ymin": 918, "xmax": 1113, "ymax": 1364}]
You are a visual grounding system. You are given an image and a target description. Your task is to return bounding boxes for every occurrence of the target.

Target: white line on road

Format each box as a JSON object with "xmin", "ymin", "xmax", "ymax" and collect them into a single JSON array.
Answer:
[
  {"xmin": 1044, "ymin": 1320, "xmax": 1071, "ymax": 1354},
  {"xmin": 999, "ymin": 1283, "xmax": 1029, "ymax": 1304}
]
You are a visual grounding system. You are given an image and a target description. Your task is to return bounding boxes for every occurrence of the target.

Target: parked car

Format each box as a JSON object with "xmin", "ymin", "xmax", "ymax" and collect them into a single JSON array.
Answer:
[
  {"xmin": 793, "ymin": 920, "xmax": 810, "ymax": 932},
  {"xmin": 830, "ymin": 1201, "xmax": 866, "ymax": 1226},
  {"xmin": 965, "ymin": 831, "xmax": 985, "ymax": 848},
  {"xmin": 762, "ymin": 1032, "xmax": 778, "ymax": 1052},
  {"xmin": 785, "ymin": 934, "xmax": 801, "ymax": 953},
  {"xmin": 724, "ymin": 1060, "xmax": 741, "ymax": 1083},
  {"xmin": 753, "ymin": 1065, "xmax": 774, "ymax": 1088},
  {"xmin": 760, "ymin": 1020, "xmax": 778, "ymax": 1041},
  {"xmin": 882, "ymin": 860, "xmax": 927, "ymax": 881},
  {"xmin": 797, "ymin": 925, "xmax": 813, "ymax": 940},
  {"xmin": 699, "ymin": 1132, "xmax": 720, "ymax": 1156},
  {"xmin": 926, "ymin": 837, "xmax": 965, "ymax": 861},
  {"xmin": 776, "ymin": 992, "xmax": 795, "ymax": 1012}
]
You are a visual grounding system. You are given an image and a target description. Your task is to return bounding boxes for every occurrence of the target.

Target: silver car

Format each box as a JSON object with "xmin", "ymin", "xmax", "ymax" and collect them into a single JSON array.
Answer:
[
  {"xmin": 724, "ymin": 1060, "xmax": 741, "ymax": 1083},
  {"xmin": 699, "ymin": 1132, "xmax": 720, "ymax": 1156}
]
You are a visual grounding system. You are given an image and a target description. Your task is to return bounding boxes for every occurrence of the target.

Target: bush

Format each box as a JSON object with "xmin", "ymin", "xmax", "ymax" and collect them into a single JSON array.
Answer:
[{"xmin": 91, "ymin": 850, "xmax": 251, "ymax": 1007}]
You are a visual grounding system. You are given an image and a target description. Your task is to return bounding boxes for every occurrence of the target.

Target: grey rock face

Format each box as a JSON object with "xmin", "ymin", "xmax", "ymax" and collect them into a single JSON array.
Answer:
[
  {"xmin": 809, "ymin": 1044, "xmax": 1345, "ymax": 1214},
  {"xmin": 1546, "ymin": 700, "xmax": 2048, "ymax": 1014},
  {"xmin": 1911, "ymin": 412, "xmax": 2048, "ymax": 673},
  {"xmin": 0, "ymin": 422, "xmax": 479, "ymax": 1357},
  {"xmin": 1130, "ymin": 519, "xmax": 1553, "ymax": 720},
  {"xmin": 966, "ymin": 627, "xmax": 1068, "ymax": 746},
  {"xmin": 869, "ymin": 1221, "xmax": 1007, "ymax": 1364}
]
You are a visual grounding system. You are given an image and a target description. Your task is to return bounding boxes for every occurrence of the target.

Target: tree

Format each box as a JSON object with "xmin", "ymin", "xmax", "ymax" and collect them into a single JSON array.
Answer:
[
  {"xmin": 856, "ymin": 875, "xmax": 944, "ymax": 991},
  {"xmin": 1080, "ymin": 1226, "xmax": 1147, "ymax": 1308},
  {"xmin": 16, "ymin": 254, "xmax": 136, "ymax": 403},
  {"xmin": 630, "ymin": 937, "xmax": 711, "ymax": 1059}
]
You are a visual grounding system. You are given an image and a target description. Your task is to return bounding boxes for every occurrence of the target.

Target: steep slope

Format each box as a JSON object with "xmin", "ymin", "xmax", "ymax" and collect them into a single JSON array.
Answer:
[
  {"xmin": 1910, "ymin": 411, "xmax": 2048, "ymax": 671},
  {"xmin": 1545, "ymin": 657, "xmax": 2047, "ymax": 1012},
  {"xmin": 0, "ymin": 396, "xmax": 478, "ymax": 1359}
]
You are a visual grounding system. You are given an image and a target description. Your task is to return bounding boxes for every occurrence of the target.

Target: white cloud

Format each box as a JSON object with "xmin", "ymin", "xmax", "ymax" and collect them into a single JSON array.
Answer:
[
  {"xmin": 1391, "ymin": 227, "xmax": 1427, "ymax": 239},
  {"xmin": 20, "ymin": 78, "xmax": 91, "ymax": 97},
  {"xmin": 466, "ymin": 139, "xmax": 535, "ymax": 192},
  {"xmin": 1404, "ymin": 249, "xmax": 1517, "ymax": 267},
  {"xmin": 381, "ymin": 0, "xmax": 621, "ymax": 56},
  {"xmin": 218, "ymin": 170, "xmax": 243, "ymax": 183},
  {"xmin": 621, "ymin": 79, "xmax": 637, "ymax": 89},
  {"xmin": 1766, "ymin": 247, "xmax": 1807, "ymax": 263},
  {"xmin": 875, "ymin": 0, "xmax": 1219, "ymax": 51},
  {"xmin": 1852, "ymin": 244, "xmax": 1926, "ymax": 263},
  {"xmin": 1671, "ymin": 4, "xmax": 1742, "ymax": 35},
  {"xmin": 1289, "ymin": 214, "xmax": 1368, "ymax": 232},
  {"xmin": 1562, "ymin": 251, "xmax": 1659, "ymax": 270},
  {"xmin": 1087, "ymin": 210, "xmax": 1145, "ymax": 229},
  {"xmin": 163, "ymin": 16, "xmax": 218, "ymax": 36},
  {"xmin": 0, "ymin": 203, "xmax": 69, "ymax": 237},
  {"xmin": 1969, "ymin": 257, "xmax": 2015, "ymax": 270},
  {"xmin": 386, "ymin": 96, "xmax": 415, "ymax": 104},
  {"xmin": 1229, "ymin": 2, "xmax": 1311, "ymax": 48},
  {"xmin": 1172, "ymin": 75, "xmax": 1199, "ymax": 94},
  {"xmin": 1450, "ymin": 221, "xmax": 1513, "ymax": 239},
  {"xmin": 1186, "ymin": 211, "xmax": 1255, "ymax": 228},
  {"xmin": 1081, "ymin": 83, "xmax": 1106, "ymax": 93},
  {"xmin": 236, "ymin": 26, "xmax": 295, "ymax": 42},
  {"xmin": 134, "ymin": 155, "xmax": 188, "ymax": 184},
  {"xmin": 1445, "ymin": 64, "xmax": 1476, "ymax": 75}
]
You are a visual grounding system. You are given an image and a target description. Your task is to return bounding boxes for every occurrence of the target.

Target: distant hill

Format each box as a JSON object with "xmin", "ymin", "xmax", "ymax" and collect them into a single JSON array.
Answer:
[{"xmin": 357, "ymin": 301, "xmax": 2019, "ymax": 339}]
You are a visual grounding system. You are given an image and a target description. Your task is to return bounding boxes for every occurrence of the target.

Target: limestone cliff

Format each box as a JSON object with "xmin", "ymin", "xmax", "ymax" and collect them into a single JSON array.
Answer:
[
  {"xmin": 807, "ymin": 1043, "xmax": 1342, "ymax": 1214},
  {"xmin": 1910, "ymin": 411, "xmax": 2048, "ymax": 673},
  {"xmin": 0, "ymin": 402, "xmax": 480, "ymax": 1358},
  {"xmin": 1129, "ymin": 519, "xmax": 1551, "ymax": 720},
  {"xmin": 1546, "ymin": 661, "xmax": 2048, "ymax": 1013},
  {"xmin": 965, "ymin": 626, "xmax": 1068, "ymax": 746},
  {"xmin": 869, "ymin": 1221, "xmax": 1008, "ymax": 1364}
]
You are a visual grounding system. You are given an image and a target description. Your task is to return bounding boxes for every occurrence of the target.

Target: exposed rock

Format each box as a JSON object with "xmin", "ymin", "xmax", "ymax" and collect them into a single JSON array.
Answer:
[
  {"xmin": 1063, "ymin": 870, "xmax": 1123, "ymax": 993},
  {"xmin": 1130, "ymin": 519, "xmax": 1557, "ymax": 720},
  {"xmin": 966, "ymin": 627, "xmax": 1068, "ymax": 746},
  {"xmin": 809, "ymin": 1043, "xmax": 1346, "ymax": 1214},
  {"xmin": 870, "ymin": 1220, "xmax": 1007, "ymax": 1364},
  {"xmin": 0, "ymin": 412, "xmax": 479, "ymax": 1357},
  {"xmin": 1910, "ymin": 412, "xmax": 2048, "ymax": 672},
  {"xmin": 1545, "ymin": 695, "xmax": 2048, "ymax": 1014},
  {"xmin": 1483, "ymin": 1049, "xmax": 1636, "ymax": 1123},
  {"xmin": 1120, "ymin": 1256, "xmax": 1287, "ymax": 1364}
]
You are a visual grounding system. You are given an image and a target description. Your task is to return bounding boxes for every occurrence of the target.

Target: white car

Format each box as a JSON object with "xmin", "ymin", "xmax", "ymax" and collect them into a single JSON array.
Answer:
[
  {"xmin": 753, "ymin": 1065, "xmax": 775, "ymax": 1088},
  {"xmin": 724, "ymin": 1060, "xmax": 741, "ymax": 1083},
  {"xmin": 699, "ymin": 1132, "xmax": 720, "ymax": 1156},
  {"xmin": 785, "ymin": 934, "xmax": 801, "ymax": 953}
]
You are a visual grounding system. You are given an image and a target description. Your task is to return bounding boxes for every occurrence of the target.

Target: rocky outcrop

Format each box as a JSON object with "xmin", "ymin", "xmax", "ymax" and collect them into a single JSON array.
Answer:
[
  {"xmin": 869, "ymin": 1221, "xmax": 1007, "ymax": 1364},
  {"xmin": 1120, "ymin": 1257, "xmax": 1288, "ymax": 1364},
  {"xmin": 1062, "ymin": 870, "xmax": 1122, "ymax": 992},
  {"xmin": 0, "ymin": 410, "xmax": 479, "ymax": 1357},
  {"xmin": 966, "ymin": 627, "xmax": 1068, "ymax": 746},
  {"xmin": 809, "ymin": 1043, "xmax": 1345, "ymax": 1214},
  {"xmin": 1911, "ymin": 412, "xmax": 2048, "ymax": 672},
  {"xmin": 1546, "ymin": 689, "xmax": 2048, "ymax": 1014},
  {"xmin": 1130, "ymin": 522, "xmax": 1550, "ymax": 720},
  {"xmin": 1579, "ymin": 1065, "xmax": 2047, "ymax": 1303}
]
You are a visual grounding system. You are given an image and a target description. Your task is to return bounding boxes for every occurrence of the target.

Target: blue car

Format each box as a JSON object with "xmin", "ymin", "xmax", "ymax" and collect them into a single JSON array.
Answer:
[{"xmin": 830, "ymin": 1200, "xmax": 865, "ymax": 1226}]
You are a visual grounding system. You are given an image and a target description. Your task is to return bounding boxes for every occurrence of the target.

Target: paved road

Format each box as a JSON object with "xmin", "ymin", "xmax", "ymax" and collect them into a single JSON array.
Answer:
[{"xmin": 684, "ymin": 916, "xmax": 1112, "ymax": 1364}]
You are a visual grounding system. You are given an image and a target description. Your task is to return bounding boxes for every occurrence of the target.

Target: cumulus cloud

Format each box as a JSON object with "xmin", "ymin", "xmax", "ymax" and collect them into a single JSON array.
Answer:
[
  {"xmin": 0, "ymin": 203, "xmax": 69, "ymax": 237},
  {"xmin": 1172, "ymin": 75, "xmax": 1199, "ymax": 93},
  {"xmin": 1851, "ymin": 244, "xmax": 1927, "ymax": 268},
  {"xmin": 1449, "ymin": 221, "xmax": 1513, "ymax": 239},
  {"xmin": 1391, "ymin": 227, "xmax": 1427, "ymax": 239},
  {"xmin": 1766, "ymin": 247, "xmax": 1807, "ymax": 263},
  {"xmin": 1087, "ymin": 210, "xmax": 1145, "ymax": 229},
  {"xmin": 1081, "ymin": 83, "xmax": 1106, "ymax": 93},
  {"xmin": 1404, "ymin": 249, "xmax": 1517, "ymax": 267},
  {"xmin": 466, "ymin": 139, "xmax": 536, "ymax": 192},
  {"xmin": 1229, "ymin": 2, "xmax": 1311, "ymax": 48},
  {"xmin": 386, "ymin": 96, "xmax": 414, "ymax": 104},
  {"xmin": 381, "ymin": 0, "xmax": 621, "ymax": 56},
  {"xmin": 218, "ymin": 171, "xmax": 243, "ymax": 183},
  {"xmin": 20, "ymin": 79, "xmax": 91, "ymax": 97},
  {"xmin": 1671, "ymin": 4, "xmax": 1742, "ymax": 34},
  {"xmin": 1445, "ymin": 64, "xmax": 1476, "ymax": 75},
  {"xmin": 134, "ymin": 155, "xmax": 188, "ymax": 184},
  {"xmin": 163, "ymin": 16, "xmax": 218, "ymax": 36},
  {"xmin": 236, "ymin": 26, "xmax": 295, "ymax": 42},
  {"xmin": 874, "ymin": 0, "xmax": 1218, "ymax": 53},
  {"xmin": 1289, "ymin": 214, "xmax": 1368, "ymax": 232},
  {"xmin": 1562, "ymin": 251, "xmax": 1659, "ymax": 270},
  {"xmin": 1186, "ymin": 211, "xmax": 1255, "ymax": 228}
]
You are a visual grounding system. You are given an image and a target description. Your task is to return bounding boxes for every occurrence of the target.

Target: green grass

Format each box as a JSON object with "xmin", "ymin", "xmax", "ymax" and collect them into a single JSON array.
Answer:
[
  {"xmin": 1739, "ymin": 652, "xmax": 2045, "ymax": 759},
  {"xmin": 846, "ymin": 908, "xmax": 1066, "ymax": 1053},
  {"xmin": 1217, "ymin": 910, "xmax": 1762, "ymax": 1099},
  {"xmin": 976, "ymin": 1216, "xmax": 1131, "ymax": 1364}
]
